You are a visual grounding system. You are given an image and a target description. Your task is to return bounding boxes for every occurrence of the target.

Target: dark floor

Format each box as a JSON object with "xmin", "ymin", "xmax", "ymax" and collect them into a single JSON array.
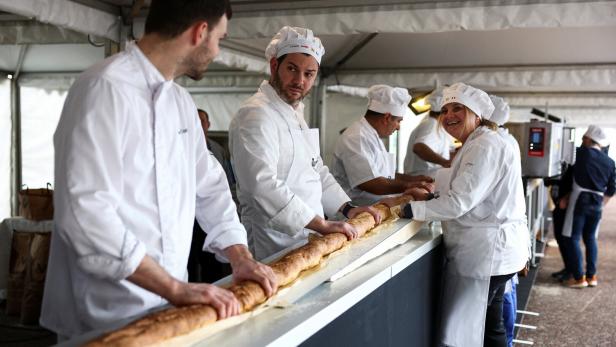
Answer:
[
  {"xmin": 517, "ymin": 202, "xmax": 616, "ymax": 346},
  {"xmin": 0, "ymin": 300, "xmax": 55, "ymax": 346}
]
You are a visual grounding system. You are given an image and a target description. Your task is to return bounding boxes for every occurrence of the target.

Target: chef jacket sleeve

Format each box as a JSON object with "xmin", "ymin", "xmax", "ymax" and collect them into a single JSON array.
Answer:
[
  {"xmin": 315, "ymin": 157, "xmax": 350, "ymax": 218},
  {"xmin": 191, "ymin": 108, "xmax": 248, "ymax": 259},
  {"xmin": 410, "ymin": 140, "xmax": 501, "ymax": 221},
  {"xmin": 59, "ymin": 77, "xmax": 146, "ymax": 281},
  {"xmin": 412, "ymin": 120, "xmax": 434, "ymax": 145},
  {"xmin": 338, "ymin": 132, "xmax": 381, "ymax": 189},
  {"xmin": 231, "ymin": 106, "xmax": 316, "ymax": 235}
]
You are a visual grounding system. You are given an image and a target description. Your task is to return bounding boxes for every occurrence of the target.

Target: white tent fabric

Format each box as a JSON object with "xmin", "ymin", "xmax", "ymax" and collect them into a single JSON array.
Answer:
[
  {"xmin": 228, "ymin": 1, "xmax": 616, "ymax": 38},
  {"xmin": 19, "ymin": 85, "xmax": 66, "ymax": 190},
  {"xmin": 178, "ymin": 73, "xmax": 267, "ymax": 90},
  {"xmin": 0, "ymin": 21, "xmax": 87, "ymax": 45},
  {"xmin": 18, "ymin": 74, "xmax": 77, "ymax": 91},
  {"xmin": 0, "ymin": 0, "xmax": 120, "ymax": 41},
  {"xmin": 214, "ymin": 49, "xmax": 269, "ymax": 74},
  {"xmin": 325, "ymin": 65, "xmax": 616, "ymax": 93},
  {"xmin": 191, "ymin": 92, "xmax": 254, "ymax": 131}
]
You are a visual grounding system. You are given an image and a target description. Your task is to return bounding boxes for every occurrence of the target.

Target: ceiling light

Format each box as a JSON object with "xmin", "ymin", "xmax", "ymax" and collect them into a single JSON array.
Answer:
[{"xmin": 410, "ymin": 92, "xmax": 432, "ymax": 115}]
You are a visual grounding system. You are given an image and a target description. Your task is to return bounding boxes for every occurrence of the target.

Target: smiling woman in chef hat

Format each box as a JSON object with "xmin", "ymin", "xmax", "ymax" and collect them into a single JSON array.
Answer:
[{"xmin": 384, "ymin": 82, "xmax": 531, "ymax": 347}]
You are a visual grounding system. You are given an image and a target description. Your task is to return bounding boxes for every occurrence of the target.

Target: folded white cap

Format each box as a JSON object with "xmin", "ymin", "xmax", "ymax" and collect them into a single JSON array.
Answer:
[
  {"xmin": 584, "ymin": 125, "xmax": 609, "ymax": 147},
  {"xmin": 426, "ymin": 86, "xmax": 444, "ymax": 112},
  {"xmin": 489, "ymin": 95, "xmax": 510, "ymax": 126},
  {"xmin": 367, "ymin": 85, "xmax": 412, "ymax": 118},
  {"xmin": 265, "ymin": 26, "xmax": 325, "ymax": 64},
  {"xmin": 442, "ymin": 83, "xmax": 495, "ymax": 120}
]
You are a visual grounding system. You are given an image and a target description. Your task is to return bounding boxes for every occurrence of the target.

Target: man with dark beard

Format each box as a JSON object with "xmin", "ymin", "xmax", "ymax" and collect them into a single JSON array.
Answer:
[
  {"xmin": 41, "ymin": 0, "xmax": 276, "ymax": 340},
  {"xmin": 229, "ymin": 26, "xmax": 381, "ymax": 260}
]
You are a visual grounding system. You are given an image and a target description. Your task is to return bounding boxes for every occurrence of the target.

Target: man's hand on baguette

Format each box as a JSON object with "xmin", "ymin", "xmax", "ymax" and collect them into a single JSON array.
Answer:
[
  {"xmin": 347, "ymin": 205, "xmax": 382, "ymax": 224},
  {"xmin": 226, "ymin": 245, "xmax": 278, "ymax": 298},
  {"xmin": 128, "ymin": 255, "xmax": 242, "ymax": 319},
  {"xmin": 308, "ymin": 217, "xmax": 359, "ymax": 241}
]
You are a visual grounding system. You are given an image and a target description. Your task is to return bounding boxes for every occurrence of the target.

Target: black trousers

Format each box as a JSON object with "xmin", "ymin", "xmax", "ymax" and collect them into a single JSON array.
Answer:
[
  {"xmin": 484, "ymin": 273, "xmax": 516, "ymax": 347},
  {"xmin": 187, "ymin": 220, "xmax": 232, "ymax": 283}
]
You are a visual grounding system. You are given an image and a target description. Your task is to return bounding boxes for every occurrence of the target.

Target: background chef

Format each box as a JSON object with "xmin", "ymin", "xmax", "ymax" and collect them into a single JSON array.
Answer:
[
  {"xmin": 560, "ymin": 125, "xmax": 615, "ymax": 288},
  {"xmin": 403, "ymin": 86, "xmax": 453, "ymax": 178},
  {"xmin": 331, "ymin": 84, "xmax": 434, "ymax": 206},
  {"xmin": 489, "ymin": 94, "xmax": 522, "ymax": 347},
  {"xmin": 395, "ymin": 83, "xmax": 530, "ymax": 347},
  {"xmin": 229, "ymin": 26, "xmax": 380, "ymax": 261}
]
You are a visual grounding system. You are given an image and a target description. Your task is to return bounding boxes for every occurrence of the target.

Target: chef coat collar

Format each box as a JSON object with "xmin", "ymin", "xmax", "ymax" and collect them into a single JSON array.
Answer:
[
  {"xmin": 360, "ymin": 116, "xmax": 387, "ymax": 151},
  {"xmin": 259, "ymin": 80, "xmax": 307, "ymax": 124},
  {"xmin": 127, "ymin": 41, "xmax": 169, "ymax": 93}
]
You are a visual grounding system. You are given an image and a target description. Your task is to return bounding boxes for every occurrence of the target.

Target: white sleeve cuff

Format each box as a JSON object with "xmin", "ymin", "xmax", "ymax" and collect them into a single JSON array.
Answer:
[
  {"xmin": 203, "ymin": 223, "xmax": 248, "ymax": 261},
  {"xmin": 76, "ymin": 232, "xmax": 147, "ymax": 281},
  {"xmin": 268, "ymin": 195, "xmax": 316, "ymax": 236},
  {"xmin": 322, "ymin": 185, "xmax": 350, "ymax": 217}
]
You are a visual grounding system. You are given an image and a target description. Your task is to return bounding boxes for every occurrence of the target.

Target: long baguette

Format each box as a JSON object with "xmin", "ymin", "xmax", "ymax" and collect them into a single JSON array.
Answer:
[{"xmin": 85, "ymin": 197, "xmax": 411, "ymax": 346}]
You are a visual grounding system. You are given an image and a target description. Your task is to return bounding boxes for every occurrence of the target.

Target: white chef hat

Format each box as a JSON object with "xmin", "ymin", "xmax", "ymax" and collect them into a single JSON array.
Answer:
[
  {"xmin": 489, "ymin": 95, "xmax": 510, "ymax": 126},
  {"xmin": 264, "ymin": 26, "xmax": 325, "ymax": 65},
  {"xmin": 584, "ymin": 125, "xmax": 609, "ymax": 147},
  {"xmin": 426, "ymin": 86, "xmax": 444, "ymax": 112},
  {"xmin": 442, "ymin": 83, "xmax": 495, "ymax": 120},
  {"xmin": 367, "ymin": 85, "xmax": 412, "ymax": 118}
]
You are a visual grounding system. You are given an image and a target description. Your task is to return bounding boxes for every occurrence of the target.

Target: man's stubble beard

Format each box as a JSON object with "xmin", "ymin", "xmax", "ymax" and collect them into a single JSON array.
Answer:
[
  {"xmin": 270, "ymin": 68, "xmax": 309, "ymax": 107},
  {"xmin": 183, "ymin": 44, "xmax": 213, "ymax": 81}
]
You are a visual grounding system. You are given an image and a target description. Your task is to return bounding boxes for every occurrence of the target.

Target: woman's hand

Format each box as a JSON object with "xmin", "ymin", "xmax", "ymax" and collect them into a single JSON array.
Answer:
[{"xmin": 404, "ymin": 187, "xmax": 432, "ymax": 201}]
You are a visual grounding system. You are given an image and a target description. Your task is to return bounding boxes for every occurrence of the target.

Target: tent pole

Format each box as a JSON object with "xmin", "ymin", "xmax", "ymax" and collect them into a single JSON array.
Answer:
[
  {"xmin": 10, "ymin": 44, "xmax": 27, "ymax": 216},
  {"xmin": 310, "ymin": 81, "xmax": 327, "ymax": 154},
  {"xmin": 10, "ymin": 78, "xmax": 21, "ymax": 217}
]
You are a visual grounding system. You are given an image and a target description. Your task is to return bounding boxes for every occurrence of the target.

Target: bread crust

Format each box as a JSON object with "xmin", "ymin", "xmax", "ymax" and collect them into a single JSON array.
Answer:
[{"xmin": 85, "ymin": 197, "xmax": 411, "ymax": 346}]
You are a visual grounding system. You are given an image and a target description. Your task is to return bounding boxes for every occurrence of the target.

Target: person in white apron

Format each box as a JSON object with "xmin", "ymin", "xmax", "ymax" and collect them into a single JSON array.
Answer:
[
  {"xmin": 229, "ymin": 26, "xmax": 380, "ymax": 261},
  {"xmin": 331, "ymin": 85, "xmax": 434, "ymax": 206},
  {"xmin": 41, "ymin": 2, "xmax": 278, "ymax": 340},
  {"xmin": 559, "ymin": 125, "xmax": 615, "ymax": 288},
  {"xmin": 394, "ymin": 83, "xmax": 530, "ymax": 347},
  {"xmin": 404, "ymin": 87, "xmax": 455, "ymax": 178}
]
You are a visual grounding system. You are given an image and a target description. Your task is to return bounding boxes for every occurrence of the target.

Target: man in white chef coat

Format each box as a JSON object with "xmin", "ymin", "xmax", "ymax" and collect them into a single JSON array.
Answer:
[
  {"xmin": 403, "ymin": 87, "xmax": 453, "ymax": 178},
  {"xmin": 331, "ymin": 85, "xmax": 434, "ymax": 205},
  {"xmin": 229, "ymin": 26, "xmax": 381, "ymax": 260},
  {"xmin": 41, "ymin": 0, "xmax": 277, "ymax": 340}
]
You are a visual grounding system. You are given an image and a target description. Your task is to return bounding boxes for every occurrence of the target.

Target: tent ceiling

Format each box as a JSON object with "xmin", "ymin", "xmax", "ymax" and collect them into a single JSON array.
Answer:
[
  {"xmin": 1, "ymin": 0, "xmax": 615, "ymax": 125},
  {"xmin": 340, "ymin": 27, "xmax": 616, "ymax": 70},
  {"xmin": 2, "ymin": 1, "xmax": 615, "ymax": 77},
  {"xmin": 0, "ymin": 44, "xmax": 105, "ymax": 73}
]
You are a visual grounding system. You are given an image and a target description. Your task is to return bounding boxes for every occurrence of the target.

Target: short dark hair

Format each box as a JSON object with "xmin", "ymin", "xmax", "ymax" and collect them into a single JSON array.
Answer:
[
  {"xmin": 197, "ymin": 108, "xmax": 209, "ymax": 120},
  {"xmin": 145, "ymin": 0, "xmax": 232, "ymax": 38},
  {"xmin": 365, "ymin": 109, "xmax": 385, "ymax": 117},
  {"xmin": 275, "ymin": 53, "xmax": 316, "ymax": 67}
]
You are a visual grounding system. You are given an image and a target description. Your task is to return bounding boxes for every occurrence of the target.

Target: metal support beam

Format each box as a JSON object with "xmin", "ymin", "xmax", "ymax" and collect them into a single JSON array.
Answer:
[
  {"xmin": 10, "ymin": 77, "xmax": 21, "ymax": 216},
  {"xmin": 322, "ymin": 32, "xmax": 377, "ymax": 80},
  {"xmin": 309, "ymin": 81, "xmax": 327, "ymax": 153},
  {"xmin": 13, "ymin": 44, "xmax": 28, "ymax": 80},
  {"xmin": 9, "ymin": 44, "xmax": 27, "ymax": 216}
]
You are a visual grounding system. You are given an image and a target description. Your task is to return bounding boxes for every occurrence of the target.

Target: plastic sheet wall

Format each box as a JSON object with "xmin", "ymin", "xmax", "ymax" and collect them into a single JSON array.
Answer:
[{"xmin": 19, "ymin": 85, "xmax": 66, "ymax": 190}]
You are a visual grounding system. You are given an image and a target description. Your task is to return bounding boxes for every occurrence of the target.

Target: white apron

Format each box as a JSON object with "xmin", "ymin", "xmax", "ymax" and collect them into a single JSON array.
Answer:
[
  {"xmin": 440, "ymin": 224, "xmax": 500, "ymax": 347},
  {"xmin": 562, "ymin": 180, "xmax": 604, "ymax": 238},
  {"xmin": 247, "ymin": 114, "xmax": 324, "ymax": 260},
  {"xmin": 352, "ymin": 152, "xmax": 397, "ymax": 206}
]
